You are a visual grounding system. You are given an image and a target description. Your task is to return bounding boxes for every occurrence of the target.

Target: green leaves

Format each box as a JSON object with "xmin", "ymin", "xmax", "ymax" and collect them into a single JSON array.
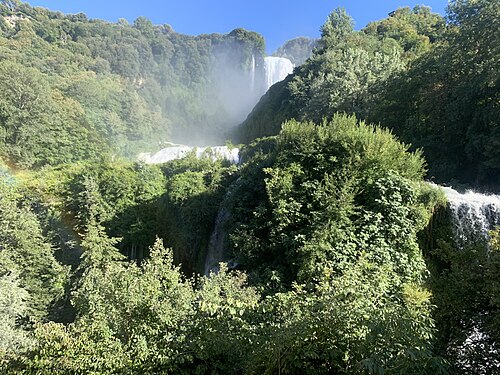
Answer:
[
  {"xmin": 238, "ymin": 6, "xmax": 442, "ymax": 143},
  {"xmin": 231, "ymin": 115, "xmax": 429, "ymax": 284},
  {"xmin": 2, "ymin": 125, "xmax": 445, "ymax": 373},
  {"xmin": 219, "ymin": 115, "xmax": 443, "ymax": 373},
  {"xmin": 0, "ymin": 271, "xmax": 32, "ymax": 357},
  {"xmin": 319, "ymin": 7, "xmax": 354, "ymax": 51},
  {"xmin": 369, "ymin": 0, "xmax": 499, "ymax": 188}
]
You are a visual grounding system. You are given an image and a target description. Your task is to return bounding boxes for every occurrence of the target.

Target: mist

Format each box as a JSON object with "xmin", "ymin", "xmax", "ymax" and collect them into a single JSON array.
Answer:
[
  {"xmin": 168, "ymin": 40, "xmax": 294, "ymax": 148},
  {"xmin": 168, "ymin": 38, "xmax": 266, "ymax": 147}
]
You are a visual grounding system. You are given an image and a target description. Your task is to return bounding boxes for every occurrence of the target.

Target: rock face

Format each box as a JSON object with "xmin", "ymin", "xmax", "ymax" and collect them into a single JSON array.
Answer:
[{"xmin": 138, "ymin": 143, "xmax": 240, "ymax": 164}]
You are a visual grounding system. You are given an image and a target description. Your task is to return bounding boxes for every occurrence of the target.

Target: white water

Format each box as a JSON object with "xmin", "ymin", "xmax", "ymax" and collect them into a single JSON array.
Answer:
[
  {"xmin": 264, "ymin": 56, "xmax": 294, "ymax": 91},
  {"xmin": 249, "ymin": 54, "xmax": 256, "ymax": 92},
  {"xmin": 440, "ymin": 185, "xmax": 500, "ymax": 246},
  {"xmin": 138, "ymin": 143, "xmax": 240, "ymax": 165}
]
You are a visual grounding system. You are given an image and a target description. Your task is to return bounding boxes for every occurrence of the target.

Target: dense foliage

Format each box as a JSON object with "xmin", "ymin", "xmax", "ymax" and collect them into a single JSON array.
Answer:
[
  {"xmin": 368, "ymin": 0, "xmax": 499, "ymax": 189},
  {"xmin": 228, "ymin": 115, "xmax": 431, "ymax": 285},
  {"xmin": 0, "ymin": 179, "xmax": 67, "ymax": 321},
  {"xmin": 1, "ymin": 115, "xmax": 450, "ymax": 374},
  {"xmin": 237, "ymin": 6, "xmax": 445, "ymax": 143}
]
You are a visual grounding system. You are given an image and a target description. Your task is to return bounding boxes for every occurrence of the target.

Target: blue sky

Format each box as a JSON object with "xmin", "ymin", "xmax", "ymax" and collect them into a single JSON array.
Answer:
[{"xmin": 27, "ymin": 0, "xmax": 449, "ymax": 54}]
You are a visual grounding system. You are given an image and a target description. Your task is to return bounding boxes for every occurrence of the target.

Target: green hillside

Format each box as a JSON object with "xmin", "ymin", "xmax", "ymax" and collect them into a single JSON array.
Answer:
[{"xmin": 237, "ymin": 2, "xmax": 499, "ymax": 189}]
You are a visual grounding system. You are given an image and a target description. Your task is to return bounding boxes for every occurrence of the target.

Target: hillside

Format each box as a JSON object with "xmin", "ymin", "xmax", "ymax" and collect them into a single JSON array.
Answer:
[{"xmin": 0, "ymin": 0, "xmax": 265, "ymax": 168}]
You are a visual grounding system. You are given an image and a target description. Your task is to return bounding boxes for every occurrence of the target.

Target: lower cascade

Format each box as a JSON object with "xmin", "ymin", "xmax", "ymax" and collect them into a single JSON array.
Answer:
[
  {"xmin": 204, "ymin": 207, "xmax": 231, "ymax": 276},
  {"xmin": 264, "ymin": 56, "xmax": 294, "ymax": 90},
  {"xmin": 138, "ymin": 143, "xmax": 240, "ymax": 164},
  {"xmin": 203, "ymin": 176, "xmax": 244, "ymax": 275},
  {"xmin": 439, "ymin": 185, "xmax": 500, "ymax": 247}
]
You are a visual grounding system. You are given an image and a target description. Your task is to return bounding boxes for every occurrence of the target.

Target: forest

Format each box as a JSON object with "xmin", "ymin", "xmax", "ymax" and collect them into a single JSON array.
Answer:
[{"xmin": 0, "ymin": 0, "xmax": 499, "ymax": 374}]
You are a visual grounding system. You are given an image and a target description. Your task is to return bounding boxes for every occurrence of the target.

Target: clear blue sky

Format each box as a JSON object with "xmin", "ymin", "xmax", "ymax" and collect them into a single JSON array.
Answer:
[{"xmin": 26, "ymin": 0, "xmax": 448, "ymax": 54}]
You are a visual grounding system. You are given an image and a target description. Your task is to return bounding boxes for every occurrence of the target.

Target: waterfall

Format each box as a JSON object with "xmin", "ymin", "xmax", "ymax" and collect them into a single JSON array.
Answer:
[
  {"xmin": 203, "ymin": 176, "xmax": 244, "ymax": 276},
  {"xmin": 138, "ymin": 143, "xmax": 240, "ymax": 165},
  {"xmin": 430, "ymin": 184, "xmax": 500, "ymax": 372},
  {"xmin": 249, "ymin": 54, "xmax": 256, "ymax": 92},
  {"xmin": 440, "ymin": 185, "xmax": 500, "ymax": 247},
  {"xmin": 264, "ymin": 56, "xmax": 294, "ymax": 91},
  {"xmin": 204, "ymin": 207, "xmax": 231, "ymax": 275}
]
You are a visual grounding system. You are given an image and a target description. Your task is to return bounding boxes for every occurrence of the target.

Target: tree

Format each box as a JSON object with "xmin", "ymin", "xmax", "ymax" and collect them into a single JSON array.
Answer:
[
  {"xmin": 0, "ymin": 270, "xmax": 32, "ymax": 357},
  {"xmin": 133, "ymin": 16, "xmax": 154, "ymax": 38},
  {"xmin": 368, "ymin": 0, "xmax": 499, "ymax": 188},
  {"xmin": 247, "ymin": 258, "xmax": 444, "ymax": 374},
  {"xmin": 0, "ymin": 181, "xmax": 67, "ymax": 320},
  {"xmin": 237, "ymin": 6, "xmax": 438, "ymax": 143},
  {"xmin": 319, "ymin": 7, "xmax": 354, "ymax": 51},
  {"xmin": 231, "ymin": 115, "xmax": 430, "ymax": 284},
  {"xmin": 18, "ymin": 239, "xmax": 196, "ymax": 374}
]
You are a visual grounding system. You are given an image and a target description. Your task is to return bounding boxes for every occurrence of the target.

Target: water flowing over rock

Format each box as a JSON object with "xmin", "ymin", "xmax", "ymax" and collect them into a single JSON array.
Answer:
[
  {"xmin": 138, "ymin": 143, "xmax": 240, "ymax": 164},
  {"xmin": 453, "ymin": 314, "xmax": 500, "ymax": 375},
  {"xmin": 204, "ymin": 207, "xmax": 231, "ymax": 276},
  {"xmin": 264, "ymin": 56, "xmax": 294, "ymax": 90},
  {"xmin": 203, "ymin": 176, "xmax": 245, "ymax": 276},
  {"xmin": 429, "ymin": 184, "xmax": 500, "ymax": 373},
  {"xmin": 440, "ymin": 185, "xmax": 500, "ymax": 247}
]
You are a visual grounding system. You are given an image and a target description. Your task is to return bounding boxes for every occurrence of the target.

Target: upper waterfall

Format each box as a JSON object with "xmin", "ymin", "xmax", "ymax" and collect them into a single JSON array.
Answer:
[
  {"xmin": 249, "ymin": 54, "xmax": 256, "ymax": 92},
  {"xmin": 439, "ymin": 185, "xmax": 500, "ymax": 247},
  {"xmin": 264, "ymin": 56, "xmax": 294, "ymax": 90}
]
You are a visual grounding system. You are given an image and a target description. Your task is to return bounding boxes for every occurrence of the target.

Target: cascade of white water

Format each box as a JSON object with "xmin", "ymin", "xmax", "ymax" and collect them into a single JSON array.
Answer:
[
  {"xmin": 442, "ymin": 187, "xmax": 500, "ymax": 375},
  {"xmin": 264, "ymin": 56, "xmax": 294, "ymax": 91},
  {"xmin": 430, "ymin": 184, "xmax": 500, "ymax": 372},
  {"xmin": 138, "ymin": 143, "xmax": 240, "ymax": 165},
  {"xmin": 439, "ymin": 185, "xmax": 500, "ymax": 246}
]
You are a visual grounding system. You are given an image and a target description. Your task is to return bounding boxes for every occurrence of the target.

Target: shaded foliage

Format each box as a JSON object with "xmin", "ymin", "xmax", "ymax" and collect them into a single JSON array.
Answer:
[
  {"xmin": 368, "ymin": 0, "xmax": 499, "ymax": 189},
  {"xmin": 0, "ymin": 180, "xmax": 67, "ymax": 320}
]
